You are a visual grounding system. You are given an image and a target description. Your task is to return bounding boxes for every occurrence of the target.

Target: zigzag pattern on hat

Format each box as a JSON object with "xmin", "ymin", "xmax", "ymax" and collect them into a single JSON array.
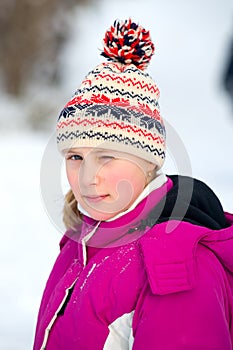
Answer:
[
  {"xmin": 57, "ymin": 119, "xmax": 164, "ymax": 143},
  {"xmin": 57, "ymin": 130, "xmax": 165, "ymax": 158},
  {"xmin": 83, "ymin": 62, "xmax": 152, "ymax": 78},
  {"xmin": 64, "ymin": 94, "xmax": 160, "ymax": 113},
  {"xmin": 66, "ymin": 86, "xmax": 159, "ymax": 109},
  {"xmin": 95, "ymin": 73, "xmax": 159, "ymax": 93}
]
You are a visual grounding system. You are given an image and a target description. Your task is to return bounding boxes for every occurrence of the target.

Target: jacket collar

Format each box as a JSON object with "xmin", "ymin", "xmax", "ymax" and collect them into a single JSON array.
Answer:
[{"xmin": 80, "ymin": 177, "xmax": 173, "ymax": 248}]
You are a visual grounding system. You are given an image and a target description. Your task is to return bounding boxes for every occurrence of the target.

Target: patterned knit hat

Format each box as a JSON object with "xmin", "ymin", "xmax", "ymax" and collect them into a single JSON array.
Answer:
[{"xmin": 57, "ymin": 19, "xmax": 166, "ymax": 168}]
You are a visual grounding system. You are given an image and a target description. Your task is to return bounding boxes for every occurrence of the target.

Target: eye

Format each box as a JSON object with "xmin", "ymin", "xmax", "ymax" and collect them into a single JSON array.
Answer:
[
  {"xmin": 66, "ymin": 154, "xmax": 83, "ymax": 161},
  {"xmin": 100, "ymin": 155, "xmax": 115, "ymax": 162},
  {"xmin": 101, "ymin": 155, "xmax": 114, "ymax": 159}
]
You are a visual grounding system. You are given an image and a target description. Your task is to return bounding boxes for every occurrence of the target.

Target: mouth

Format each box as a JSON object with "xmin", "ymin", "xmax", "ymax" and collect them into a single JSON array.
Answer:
[{"xmin": 83, "ymin": 194, "xmax": 109, "ymax": 203}]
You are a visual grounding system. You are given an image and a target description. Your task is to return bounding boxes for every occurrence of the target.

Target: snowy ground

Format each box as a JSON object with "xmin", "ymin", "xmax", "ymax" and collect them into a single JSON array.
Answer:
[{"xmin": 1, "ymin": 0, "xmax": 233, "ymax": 349}]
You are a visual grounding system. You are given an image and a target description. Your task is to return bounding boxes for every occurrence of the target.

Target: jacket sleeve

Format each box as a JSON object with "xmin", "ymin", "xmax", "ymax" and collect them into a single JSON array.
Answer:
[{"xmin": 132, "ymin": 225, "xmax": 232, "ymax": 350}]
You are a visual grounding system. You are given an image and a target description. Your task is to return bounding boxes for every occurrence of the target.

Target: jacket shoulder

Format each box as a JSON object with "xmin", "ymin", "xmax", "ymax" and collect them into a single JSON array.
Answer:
[{"xmin": 139, "ymin": 221, "xmax": 209, "ymax": 295}]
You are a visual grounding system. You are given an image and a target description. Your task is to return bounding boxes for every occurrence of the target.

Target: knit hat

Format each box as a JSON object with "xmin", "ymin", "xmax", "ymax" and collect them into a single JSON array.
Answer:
[{"xmin": 56, "ymin": 18, "xmax": 166, "ymax": 168}]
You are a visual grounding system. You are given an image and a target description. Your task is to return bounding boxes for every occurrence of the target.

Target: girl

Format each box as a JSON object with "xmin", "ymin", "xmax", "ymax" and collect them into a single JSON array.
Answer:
[{"xmin": 33, "ymin": 19, "xmax": 233, "ymax": 349}]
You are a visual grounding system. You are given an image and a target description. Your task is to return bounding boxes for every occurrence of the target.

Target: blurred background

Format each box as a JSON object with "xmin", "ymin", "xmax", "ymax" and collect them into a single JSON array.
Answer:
[{"xmin": 1, "ymin": 0, "xmax": 233, "ymax": 348}]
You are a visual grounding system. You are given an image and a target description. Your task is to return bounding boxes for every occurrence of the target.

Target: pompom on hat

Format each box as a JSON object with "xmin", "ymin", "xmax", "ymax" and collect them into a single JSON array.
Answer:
[{"xmin": 57, "ymin": 18, "xmax": 166, "ymax": 168}]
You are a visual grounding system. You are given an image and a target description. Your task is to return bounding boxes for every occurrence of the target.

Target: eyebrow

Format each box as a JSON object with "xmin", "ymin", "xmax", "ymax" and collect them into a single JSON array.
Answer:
[
  {"xmin": 65, "ymin": 150, "xmax": 80, "ymax": 155},
  {"xmin": 64, "ymin": 149, "xmax": 121, "ymax": 158},
  {"xmin": 66, "ymin": 149, "xmax": 114, "ymax": 154},
  {"xmin": 95, "ymin": 150, "xmax": 113, "ymax": 154}
]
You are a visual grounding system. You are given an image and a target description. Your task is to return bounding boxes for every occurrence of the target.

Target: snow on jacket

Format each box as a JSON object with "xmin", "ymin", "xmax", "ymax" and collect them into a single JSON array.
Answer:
[{"xmin": 33, "ymin": 176, "xmax": 233, "ymax": 350}]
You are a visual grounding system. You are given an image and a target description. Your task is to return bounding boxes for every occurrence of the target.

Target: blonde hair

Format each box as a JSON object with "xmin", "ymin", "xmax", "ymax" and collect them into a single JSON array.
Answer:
[{"xmin": 63, "ymin": 189, "xmax": 82, "ymax": 229}]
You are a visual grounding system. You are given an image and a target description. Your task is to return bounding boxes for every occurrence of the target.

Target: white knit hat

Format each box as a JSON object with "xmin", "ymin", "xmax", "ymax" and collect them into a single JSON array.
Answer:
[{"xmin": 56, "ymin": 18, "xmax": 166, "ymax": 168}]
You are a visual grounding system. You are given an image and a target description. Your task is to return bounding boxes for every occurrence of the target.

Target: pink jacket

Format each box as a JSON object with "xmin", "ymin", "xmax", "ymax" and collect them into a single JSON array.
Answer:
[{"xmin": 33, "ymin": 177, "xmax": 233, "ymax": 349}]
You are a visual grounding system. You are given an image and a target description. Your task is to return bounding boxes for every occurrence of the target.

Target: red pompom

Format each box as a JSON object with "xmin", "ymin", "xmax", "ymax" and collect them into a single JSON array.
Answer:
[{"xmin": 101, "ymin": 18, "xmax": 155, "ymax": 71}]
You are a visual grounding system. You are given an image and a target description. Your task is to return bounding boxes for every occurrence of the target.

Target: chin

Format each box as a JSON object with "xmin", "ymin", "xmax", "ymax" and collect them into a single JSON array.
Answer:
[
  {"xmin": 92, "ymin": 213, "xmax": 116, "ymax": 221},
  {"xmin": 85, "ymin": 208, "xmax": 119, "ymax": 221}
]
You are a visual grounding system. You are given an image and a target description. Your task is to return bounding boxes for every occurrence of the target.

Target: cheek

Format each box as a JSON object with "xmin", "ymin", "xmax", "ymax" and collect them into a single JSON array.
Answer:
[
  {"xmin": 66, "ymin": 167, "xmax": 74, "ymax": 185},
  {"xmin": 66, "ymin": 168, "xmax": 79, "ymax": 193},
  {"xmin": 110, "ymin": 172, "xmax": 145, "ymax": 198},
  {"xmin": 128, "ymin": 177, "xmax": 146, "ymax": 198}
]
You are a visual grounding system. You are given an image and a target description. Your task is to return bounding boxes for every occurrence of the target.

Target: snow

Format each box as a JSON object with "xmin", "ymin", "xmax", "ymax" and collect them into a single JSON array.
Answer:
[
  {"xmin": 0, "ymin": 132, "xmax": 60, "ymax": 349},
  {"xmin": 1, "ymin": 0, "xmax": 233, "ymax": 348}
]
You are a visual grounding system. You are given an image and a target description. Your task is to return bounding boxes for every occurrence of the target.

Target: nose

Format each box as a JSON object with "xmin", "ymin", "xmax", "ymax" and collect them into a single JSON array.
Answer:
[{"xmin": 78, "ymin": 158, "xmax": 101, "ymax": 187}]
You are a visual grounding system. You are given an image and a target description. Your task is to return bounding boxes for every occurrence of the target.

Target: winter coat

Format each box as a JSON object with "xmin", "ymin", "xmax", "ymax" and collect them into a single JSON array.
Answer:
[{"xmin": 33, "ymin": 175, "xmax": 233, "ymax": 350}]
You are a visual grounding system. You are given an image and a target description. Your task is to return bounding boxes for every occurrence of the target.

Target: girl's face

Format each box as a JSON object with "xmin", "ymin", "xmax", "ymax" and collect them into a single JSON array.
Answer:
[{"xmin": 65, "ymin": 147, "xmax": 156, "ymax": 221}]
